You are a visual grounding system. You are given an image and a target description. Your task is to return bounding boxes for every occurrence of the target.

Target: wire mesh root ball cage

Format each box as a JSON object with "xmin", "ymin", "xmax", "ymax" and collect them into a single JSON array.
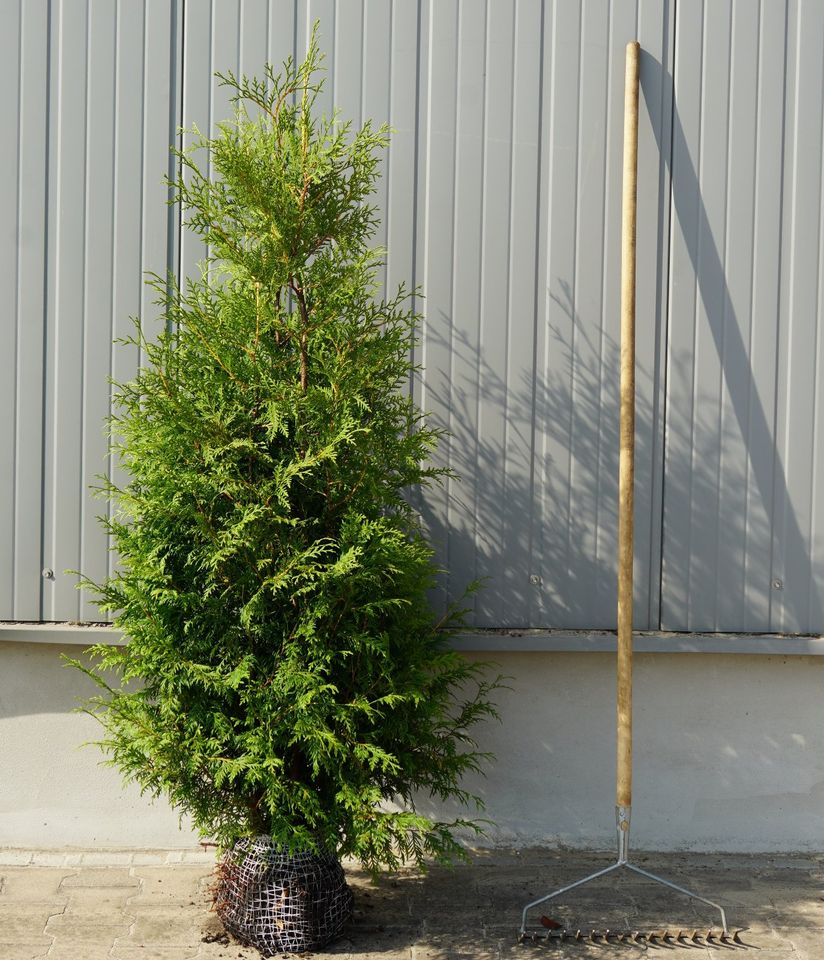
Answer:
[{"xmin": 214, "ymin": 836, "xmax": 354, "ymax": 954}]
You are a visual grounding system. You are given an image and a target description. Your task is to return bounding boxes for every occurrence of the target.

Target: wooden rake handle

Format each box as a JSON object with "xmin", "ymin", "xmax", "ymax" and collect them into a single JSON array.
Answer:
[{"xmin": 617, "ymin": 41, "xmax": 640, "ymax": 812}]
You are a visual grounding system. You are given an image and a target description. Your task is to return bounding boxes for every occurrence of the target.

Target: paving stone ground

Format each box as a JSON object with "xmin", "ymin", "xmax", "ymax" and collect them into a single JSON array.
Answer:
[{"xmin": 0, "ymin": 848, "xmax": 821, "ymax": 959}]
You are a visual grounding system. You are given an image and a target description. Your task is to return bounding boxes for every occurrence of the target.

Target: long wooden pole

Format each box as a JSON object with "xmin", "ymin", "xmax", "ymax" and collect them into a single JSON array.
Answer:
[{"xmin": 617, "ymin": 41, "xmax": 640, "ymax": 814}]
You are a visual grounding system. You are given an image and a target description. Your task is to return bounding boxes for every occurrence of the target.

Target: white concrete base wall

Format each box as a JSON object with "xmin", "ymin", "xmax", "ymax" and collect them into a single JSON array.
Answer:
[
  {"xmin": 0, "ymin": 642, "xmax": 200, "ymax": 849},
  {"xmin": 1, "ymin": 641, "xmax": 822, "ymax": 852},
  {"xmin": 444, "ymin": 652, "xmax": 824, "ymax": 853}
]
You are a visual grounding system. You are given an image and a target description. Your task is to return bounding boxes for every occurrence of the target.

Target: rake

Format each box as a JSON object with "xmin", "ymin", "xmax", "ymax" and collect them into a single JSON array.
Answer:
[{"xmin": 518, "ymin": 41, "xmax": 741, "ymax": 948}]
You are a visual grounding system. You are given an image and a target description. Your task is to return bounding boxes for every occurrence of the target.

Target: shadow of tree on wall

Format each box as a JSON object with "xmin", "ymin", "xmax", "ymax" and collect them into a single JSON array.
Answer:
[
  {"xmin": 412, "ymin": 54, "xmax": 822, "ymax": 637},
  {"xmin": 414, "ymin": 284, "xmax": 635, "ymax": 630},
  {"xmin": 417, "ymin": 285, "xmax": 773, "ymax": 634}
]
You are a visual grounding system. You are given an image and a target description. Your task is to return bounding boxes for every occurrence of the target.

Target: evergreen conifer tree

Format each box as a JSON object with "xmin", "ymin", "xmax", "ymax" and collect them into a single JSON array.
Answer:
[{"xmin": 73, "ymin": 30, "xmax": 499, "ymax": 875}]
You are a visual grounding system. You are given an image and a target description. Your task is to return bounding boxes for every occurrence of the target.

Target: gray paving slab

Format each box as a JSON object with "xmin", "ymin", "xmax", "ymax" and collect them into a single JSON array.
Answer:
[{"xmin": 0, "ymin": 849, "xmax": 821, "ymax": 959}]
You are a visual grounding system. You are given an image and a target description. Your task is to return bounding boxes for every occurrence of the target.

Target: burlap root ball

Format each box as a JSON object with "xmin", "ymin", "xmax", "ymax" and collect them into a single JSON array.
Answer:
[{"xmin": 215, "ymin": 837, "xmax": 354, "ymax": 955}]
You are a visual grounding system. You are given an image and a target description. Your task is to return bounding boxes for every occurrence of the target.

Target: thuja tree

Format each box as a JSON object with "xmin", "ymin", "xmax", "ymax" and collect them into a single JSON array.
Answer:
[{"xmin": 74, "ymin": 33, "xmax": 499, "ymax": 874}]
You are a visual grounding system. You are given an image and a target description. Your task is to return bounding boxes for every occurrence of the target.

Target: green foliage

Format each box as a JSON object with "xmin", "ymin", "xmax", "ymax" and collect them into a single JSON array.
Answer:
[{"xmin": 72, "ymin": 28, "xmax": 500, "ymax": 873}]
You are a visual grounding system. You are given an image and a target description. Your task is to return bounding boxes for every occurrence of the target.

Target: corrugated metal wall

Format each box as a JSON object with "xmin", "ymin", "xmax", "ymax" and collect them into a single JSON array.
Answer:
[
  {"xmin": 0, "ymin": 0, "xmax": 180, "ymax": 621},
  {"xmin": 661, "ymin": 0, "xmax": 824, "ymax": 634},
  {"xmin": 410, "ymin": 1, "xmax": 673, "ymax": 629},
  {"xmin": 2, "ymin": 0, "xmax": 823, "ymax": 634},
  {"xmin": 0, "ymin": 0, "xmax": 49, "ymax": 620}
]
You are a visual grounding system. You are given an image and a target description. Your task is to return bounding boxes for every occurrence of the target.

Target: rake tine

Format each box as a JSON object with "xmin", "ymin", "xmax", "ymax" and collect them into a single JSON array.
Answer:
[
  {"xmin": 520, "ymin": 924, "xmax": 746, "ymax": 947},
  {"xmin": 711, "ymin": 928, "xmax": 738, "ymax": 947}
]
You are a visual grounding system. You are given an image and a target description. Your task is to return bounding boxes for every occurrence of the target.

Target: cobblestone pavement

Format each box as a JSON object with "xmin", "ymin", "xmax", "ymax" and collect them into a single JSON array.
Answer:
[{"xmin": 0, "ymin": 848, "xmax": 821, "ymax": 959}]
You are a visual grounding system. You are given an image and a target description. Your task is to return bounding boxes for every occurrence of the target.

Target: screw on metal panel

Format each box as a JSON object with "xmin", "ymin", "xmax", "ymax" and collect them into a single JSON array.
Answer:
[
  {"xmin": 42, "ymin": 568, "xmax": 54, "ymax": 580},
  {"xmin": 529, "ymin": 574, "xmax": 542, "ymax": 585},
  {"xmin": 772, "ymin": 578, "xmax": 783, "ymax": 590}
]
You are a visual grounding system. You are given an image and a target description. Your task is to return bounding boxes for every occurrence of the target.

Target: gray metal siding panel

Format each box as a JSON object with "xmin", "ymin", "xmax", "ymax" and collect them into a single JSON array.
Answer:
[
  {"xmin": 417, "ymin": 0, "xmax": 461, "ymax": 617},
  {"xmin": 178, "ymin": 0, "xmax": 408, "ymax": 279},
  {"xmin": 0, "ymin": 0, "xmax": 49, "ymax": 620},
  {"xmin": 40, "ymin": 0, "xmax": 180, "ymax": 621},
  {"xmin": 772, "ymin": 0, "xmax": 824, "ymax": 633},
  {"xmin": 441, "ymin": 0, "xmax": 488, "ymax": 618},
  {"xmin": 661, "ymin": 0, "xmax": 824, "ymax": 633},
  {"xmin": 15, "ymin": 2, "xmax": 51, "ymax": 620},
  {"xmin": 80, "ymin": 1, "xmax": 119, "ymax": 620},
  {"xmin": 527, "ymin": 1, "xmax": 671, "ymax": 629},
  {"xmin": 0, "ymin": 0, "xmax": 20, "ymax": 617},
  {"xmin": 179, "ymin": 0, "xmax": 301, "ymax": 284}
]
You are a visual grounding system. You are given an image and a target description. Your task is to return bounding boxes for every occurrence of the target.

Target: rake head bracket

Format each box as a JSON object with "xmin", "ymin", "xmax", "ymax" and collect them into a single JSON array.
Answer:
[{"xmin": 518, "ymin": 806, "xmax": 734, "ymax": 947}]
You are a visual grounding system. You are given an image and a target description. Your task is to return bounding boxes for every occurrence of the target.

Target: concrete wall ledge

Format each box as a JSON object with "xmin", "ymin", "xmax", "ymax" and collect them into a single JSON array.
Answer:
[
  {"xmin": 0, "ymin": 622, "xmax": 121, "ymax": 645},
  {"xmin": 2, "ymin": 621, "xmax": 824, "ymax": 656},
  {"xmin": 452, "ymin": 629, "xmax": 824, "ymax": 656}
]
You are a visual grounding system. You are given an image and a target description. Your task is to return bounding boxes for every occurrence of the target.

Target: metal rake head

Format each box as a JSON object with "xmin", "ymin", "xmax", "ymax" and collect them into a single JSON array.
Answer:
[
  {"xmin": 519, "ymin": 810, "xmax": 742, "ymax": 948},
  {"xmin": 519, "ymin": 923, "xmax": 746, "ymax": 946}
]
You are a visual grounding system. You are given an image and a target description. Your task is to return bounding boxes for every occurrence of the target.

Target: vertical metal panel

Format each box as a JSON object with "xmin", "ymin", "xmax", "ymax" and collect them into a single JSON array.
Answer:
[
  {"xmin": 439, "ymin": 0, "xmax": 487, "ymax": 616},
  {"xmin": 772, "ymin": 0, "xmax": 824, "ymax": 634},
  {"xmin": 179, "ymin": 1, "xmax": 213, "ymax": 282},
  {"xmin": 662, "ymin": 0, "xmax": 733, "ymax": 630},
  {"xmin": 384, "ymin": 0, "xmax": 419, "ymax": 301},
  {"xmin": 15, "ymin": 0, "xmax": 51, "ymax": 620},
  {"xmin": 180, "ymin": 0, "xmax": 409, "ymax": 288},
  {"xmin": 43, "ymin": 0, "xmax": 90, "ymax": 619},
  {"xmin": 79, "ymin": 0, "xmax": 118, "ymax": 619},
  {"xmin": 0, "ymin": 0, "xmax": 49, "ymax": 620},
  {"xmin": 180, "ymin": 0, "xmax": 299, "ymax": 283},
  {"xmin": 528, "ymin": 0, "xmax": 672, "ymax": 629},
  {"xmin": 469, "ymin": 0, "xmax": 521, "ymax": 624},
  {"xmin": 416, "ymin": 0, "xmax": 460, "ymax": 616},
  {"xmin": 40, "ymin": 0, "xmax": 180, "ymax": 621},
  {"xmin": 0, "ymin": 0, "xmax": 20, "ymax": 617},
  {"xmin": 178, "ymin": 0, "xmax": 239, "ymax": 282},
  {"xmin": 661, "ymin": 0, "xmax": 824, "ymax": 633},
  {"xmin": 409, "ymin": 0, "xmax": 673, "ymax": 628}
]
